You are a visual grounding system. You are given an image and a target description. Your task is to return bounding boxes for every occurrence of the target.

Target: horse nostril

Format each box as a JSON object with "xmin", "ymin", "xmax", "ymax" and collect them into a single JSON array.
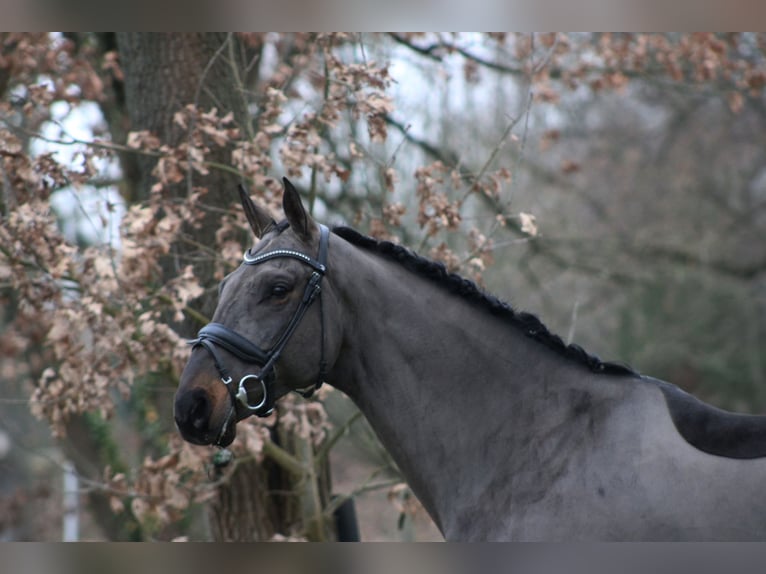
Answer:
[
  {"xmin": 175, "ymin": 389, "xmax": 211, "ymax": 436},
  {"xmin": 190, "ymin": 393, "xmax": 209, "ymax": 431}
]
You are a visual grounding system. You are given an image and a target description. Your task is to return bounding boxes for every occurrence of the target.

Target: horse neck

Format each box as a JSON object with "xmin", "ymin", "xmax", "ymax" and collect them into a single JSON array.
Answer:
[{"xmin": 326, "ymin": 234, "xmax": 609, "ymax": 534}]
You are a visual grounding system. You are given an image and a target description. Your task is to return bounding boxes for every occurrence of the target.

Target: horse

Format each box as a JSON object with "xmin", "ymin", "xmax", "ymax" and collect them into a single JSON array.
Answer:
[{"xmin": 174, "ymin": 177, "xmax": 766, "ymax": 541}]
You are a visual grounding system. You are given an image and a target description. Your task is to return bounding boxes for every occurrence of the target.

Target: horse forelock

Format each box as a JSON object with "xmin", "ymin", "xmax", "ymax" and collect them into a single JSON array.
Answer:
[{"xmin": 332, "ymin": 226, "xmax": 636, "ymax": 378}]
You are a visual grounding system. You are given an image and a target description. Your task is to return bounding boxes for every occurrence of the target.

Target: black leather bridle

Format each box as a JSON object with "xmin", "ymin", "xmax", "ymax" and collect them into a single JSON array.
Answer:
[{"xmin": 189, "ymin": 223, "xmax": 330, "ymax": 418}]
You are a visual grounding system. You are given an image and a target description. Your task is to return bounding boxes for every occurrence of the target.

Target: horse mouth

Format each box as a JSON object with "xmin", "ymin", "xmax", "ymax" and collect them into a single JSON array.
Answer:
[
  {"xmin": 215, "ymin": 423, "xmax": 236, "ymax": 447},
  {"xmin": 212, "ymin": 403, "xmax": 237, "ymax": 447},
  {"xmin": 176, "ymin": 425, "xmax": 235, "ymax": 447}
]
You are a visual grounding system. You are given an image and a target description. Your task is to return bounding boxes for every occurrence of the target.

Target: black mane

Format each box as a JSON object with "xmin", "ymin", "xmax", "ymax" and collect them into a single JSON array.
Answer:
[{"xmin": 333, "ymin": 226, "xmax": 636, "ymax": 377}]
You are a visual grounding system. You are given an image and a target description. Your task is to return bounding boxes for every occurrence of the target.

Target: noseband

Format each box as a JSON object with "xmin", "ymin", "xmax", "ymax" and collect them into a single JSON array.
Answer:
[{"xmin": 189, "ymin": 224, "xmax": 330, "ymax": 418}]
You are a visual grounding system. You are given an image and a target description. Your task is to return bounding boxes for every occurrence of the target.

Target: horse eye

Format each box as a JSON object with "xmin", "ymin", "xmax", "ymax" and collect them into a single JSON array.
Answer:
[{"xmin": 270, "ymin": 284, "xmax": 290, "ymax": 299}]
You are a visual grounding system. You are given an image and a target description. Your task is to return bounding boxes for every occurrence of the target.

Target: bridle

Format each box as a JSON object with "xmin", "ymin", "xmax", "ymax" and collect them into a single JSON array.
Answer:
[{"xmin": 189, "ymin": 223, "xmax": 330, "ymax": 419}]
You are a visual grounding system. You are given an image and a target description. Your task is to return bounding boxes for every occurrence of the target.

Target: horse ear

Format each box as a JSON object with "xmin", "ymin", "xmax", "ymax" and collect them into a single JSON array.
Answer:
[
  {"xmin": 282, "ymin": 177, "xmax": 315, "ymax": 242},
  {"xmin": 238, "ymin": 184, "xmax": 275, "ymax": 239}
]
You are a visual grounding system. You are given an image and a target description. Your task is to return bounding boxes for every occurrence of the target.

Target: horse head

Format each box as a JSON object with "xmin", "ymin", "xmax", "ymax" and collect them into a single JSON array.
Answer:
[{"xmin": 174, "ymin": 178, "xmax": 341, "ymax": 446}]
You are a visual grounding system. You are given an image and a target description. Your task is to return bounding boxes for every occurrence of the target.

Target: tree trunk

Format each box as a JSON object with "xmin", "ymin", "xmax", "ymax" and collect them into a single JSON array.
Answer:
[
  {"xmin": 111, "ymin": 33, "xmax": 335, "ymax": 541},
  {"xmin": 207, "ymin": 458, "xmax": 281, "ymax": 541}
]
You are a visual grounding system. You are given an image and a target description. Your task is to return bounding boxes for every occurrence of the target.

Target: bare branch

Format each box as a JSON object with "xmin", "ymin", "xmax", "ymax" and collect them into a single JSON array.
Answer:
[{"xmin": 386, "ymin": 33, "xmax": 444, "ymax": 62}]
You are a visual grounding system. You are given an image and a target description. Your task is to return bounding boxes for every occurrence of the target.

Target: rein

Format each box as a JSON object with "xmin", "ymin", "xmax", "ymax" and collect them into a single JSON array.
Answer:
[{"xmin": 189, "ymin": 224, "xmax": 330, "ymax": 418}]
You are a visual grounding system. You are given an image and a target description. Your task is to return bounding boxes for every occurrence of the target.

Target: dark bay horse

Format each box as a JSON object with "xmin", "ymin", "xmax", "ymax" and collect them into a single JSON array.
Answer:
[{"xmin": 175, "ymin": 178, "xmax": 766, "ymax": 541}]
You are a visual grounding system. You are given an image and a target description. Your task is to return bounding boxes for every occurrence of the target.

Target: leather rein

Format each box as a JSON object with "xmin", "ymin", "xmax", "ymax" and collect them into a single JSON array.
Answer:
[{"xmin": 189, "ymin": 223, "xmax": 330, "ymax": 418}]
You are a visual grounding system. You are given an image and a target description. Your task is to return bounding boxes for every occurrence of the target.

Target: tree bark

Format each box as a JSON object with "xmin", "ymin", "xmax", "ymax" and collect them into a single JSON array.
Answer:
[{"xmin": 116, "ymin": 33, "xmax": 250, "ymax": 320}]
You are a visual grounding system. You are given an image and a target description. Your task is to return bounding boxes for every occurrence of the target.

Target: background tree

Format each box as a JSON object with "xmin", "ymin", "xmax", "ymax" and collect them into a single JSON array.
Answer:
[{"xmin": 1, "ymin": 32, "xmax": 764, "ymax": 540}]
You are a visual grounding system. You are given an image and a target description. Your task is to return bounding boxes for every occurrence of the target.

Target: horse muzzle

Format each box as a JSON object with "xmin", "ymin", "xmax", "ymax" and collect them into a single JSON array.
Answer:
[{"xmin": 188, "ymin": 322, "xmax": 279, "ymax": 418}]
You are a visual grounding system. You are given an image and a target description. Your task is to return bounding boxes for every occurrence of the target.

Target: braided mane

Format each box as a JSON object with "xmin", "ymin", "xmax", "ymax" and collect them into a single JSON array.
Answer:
[{"xmin": 333, "ymin": 226, "xmax": 636, "ymax": 377}]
